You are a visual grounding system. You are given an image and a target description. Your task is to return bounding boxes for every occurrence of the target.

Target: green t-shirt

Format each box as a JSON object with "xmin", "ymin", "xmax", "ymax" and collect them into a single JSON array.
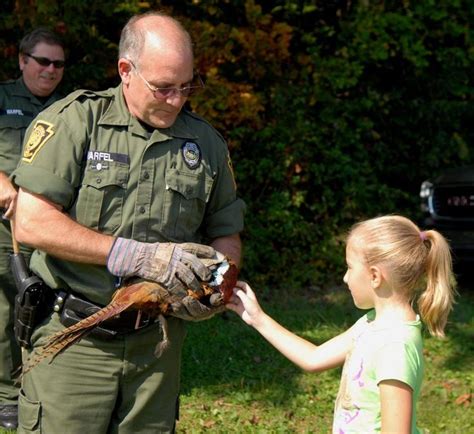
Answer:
[
  {"xmin": 12, "ymin": 85, "xmax": 245, "ymax": 304},
  {"xmin": 333, "ymin": 310, "xmax": 424, "ymax": 433}
]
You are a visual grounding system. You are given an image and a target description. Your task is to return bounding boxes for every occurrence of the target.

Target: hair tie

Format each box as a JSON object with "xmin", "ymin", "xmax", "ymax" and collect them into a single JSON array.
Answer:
[{"xmin": 420, "ymin": 231, "xmax": 427, "ymax": 241}]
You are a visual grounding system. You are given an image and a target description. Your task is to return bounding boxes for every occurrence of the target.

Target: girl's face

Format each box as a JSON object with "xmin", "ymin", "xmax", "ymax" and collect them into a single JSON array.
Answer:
[{"xmin": 343, "ymin": 239, "xmax": 375, "ymax": 309}]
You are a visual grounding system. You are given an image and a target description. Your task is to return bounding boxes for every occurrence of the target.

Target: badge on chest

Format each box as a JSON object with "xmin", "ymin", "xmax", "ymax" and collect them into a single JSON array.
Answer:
[{"xmin": 181, "ymin": 141, "xmax": 201, "ymax": 170}]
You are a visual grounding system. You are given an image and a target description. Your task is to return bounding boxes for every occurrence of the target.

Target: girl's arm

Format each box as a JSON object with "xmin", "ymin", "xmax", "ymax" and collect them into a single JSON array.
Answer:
[
  {"xmin": 379, "ymin": 380, "xmax": 413, "ymax": 434},
  {"xmin": 226, "ymin": 281, "xmax": 354, "ymax": 372}
]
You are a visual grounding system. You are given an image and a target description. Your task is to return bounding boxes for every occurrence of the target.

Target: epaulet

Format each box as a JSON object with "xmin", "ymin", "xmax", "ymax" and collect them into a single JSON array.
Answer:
[
  {"xmin": 183, "ymin": 109, "xmax": 226, "ymax": 142},
  {"xmin": 46, "ymin": 88, "xmax": 113, "ymax": 114},
  {"xmin": 0, "ymin": 79, "xmax": 16, "ymax": 86},
  {"xmin": 184, "ymin": 109, "xmax": 208, "ymax": 124}
]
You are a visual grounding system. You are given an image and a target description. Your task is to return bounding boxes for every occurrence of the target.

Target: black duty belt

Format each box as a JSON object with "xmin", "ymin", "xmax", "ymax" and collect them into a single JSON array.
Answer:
[{"xmin": 54, "ymin": 291, "xmax": 157, "ymax": 340}]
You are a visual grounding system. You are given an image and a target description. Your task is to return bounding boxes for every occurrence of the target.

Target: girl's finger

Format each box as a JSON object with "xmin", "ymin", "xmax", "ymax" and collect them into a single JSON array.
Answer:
[{"xmin": 235, "ymin": 280, "xmax": 248, "ymax": 291}]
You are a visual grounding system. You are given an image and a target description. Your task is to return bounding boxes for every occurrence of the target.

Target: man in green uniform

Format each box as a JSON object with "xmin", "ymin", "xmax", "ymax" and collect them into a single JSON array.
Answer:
[
  {"xmin": 12, "ymin": 11, "xmax": 244, "ymax": 434},
  {"xmin": 0, "ymin": 27, "xmax": 65, "ymax": 429}
]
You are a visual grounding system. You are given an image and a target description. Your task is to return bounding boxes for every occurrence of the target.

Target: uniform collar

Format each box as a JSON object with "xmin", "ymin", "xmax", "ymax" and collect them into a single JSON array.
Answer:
[
  {"xmin": 11, "ymin": 77, "xmax": 61, "ymax": 106},
  {"xmin": 98, "ymin": 84, "xmax": 198, "ymax": 141}
]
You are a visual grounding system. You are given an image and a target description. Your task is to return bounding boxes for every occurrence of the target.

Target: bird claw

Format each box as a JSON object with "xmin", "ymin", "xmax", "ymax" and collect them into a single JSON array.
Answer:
[{"xmin": 209, "ymin": 292, "xmax": 223, "ymax": 306}]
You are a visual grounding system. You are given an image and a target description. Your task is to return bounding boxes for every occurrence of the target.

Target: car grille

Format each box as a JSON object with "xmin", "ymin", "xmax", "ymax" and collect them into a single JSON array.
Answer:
[{"xmin": 432, "ymin": 186, "xmax": 474, "ymax": 218}]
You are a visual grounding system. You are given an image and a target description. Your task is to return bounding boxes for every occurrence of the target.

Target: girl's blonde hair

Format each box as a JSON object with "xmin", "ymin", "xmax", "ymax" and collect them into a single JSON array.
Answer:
[{"xmin": 348, "ymin": 215, "xmax": 456, "ymax": 337}]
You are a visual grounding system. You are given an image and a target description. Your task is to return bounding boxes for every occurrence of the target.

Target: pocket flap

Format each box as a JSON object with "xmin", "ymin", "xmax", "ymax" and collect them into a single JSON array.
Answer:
[
  {"xmin": 18, "ymin": 388, "xmax": 41, "ymax": 432},
  {"xmin": 82, "ymin": 163, "xmax": 129, "ymax": 189},
  {"xmin": 0, "ymin": 114, "xmax": 31, "ymax": 129},
  {"xmin": 165, "ymin": 168, "xmax": 213, "ymax": 201}
]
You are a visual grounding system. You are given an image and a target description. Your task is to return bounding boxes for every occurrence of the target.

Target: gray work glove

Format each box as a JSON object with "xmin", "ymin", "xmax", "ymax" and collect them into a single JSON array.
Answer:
[
  {"xmin": 170, "ymin": 296, "xmax": 226, "ymax": 322},
  {"xmin": 106, "ymin": 238, "xmax": 215, "ymax": 293}
]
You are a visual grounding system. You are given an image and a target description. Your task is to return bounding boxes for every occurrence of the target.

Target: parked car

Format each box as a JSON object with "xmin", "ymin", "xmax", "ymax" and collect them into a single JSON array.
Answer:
[{"xmin": 420, "ymin": 166, "xmax": 474, "ymax": 264}]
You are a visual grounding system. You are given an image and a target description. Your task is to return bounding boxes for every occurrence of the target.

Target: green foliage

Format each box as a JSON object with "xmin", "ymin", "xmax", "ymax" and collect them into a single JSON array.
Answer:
[{"xmin": 0, "ymin": 0, "xmax": 472, "ymax": 288}]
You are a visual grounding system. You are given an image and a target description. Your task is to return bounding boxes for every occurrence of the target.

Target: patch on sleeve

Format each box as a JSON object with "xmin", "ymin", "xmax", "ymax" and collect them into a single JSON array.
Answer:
[
  {"xmin": 227, "ymin": 153, "xmax": 237, "ymax": 190},
  {"xmin": 22, "ymin": 120, "xmax": 55, "ymax": 163}
]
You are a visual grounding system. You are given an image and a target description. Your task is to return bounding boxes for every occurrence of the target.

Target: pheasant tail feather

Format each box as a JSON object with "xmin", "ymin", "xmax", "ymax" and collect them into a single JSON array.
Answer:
[{"xmin": 23, "ymin": 298, "xmax": 135, "ymax": 375}]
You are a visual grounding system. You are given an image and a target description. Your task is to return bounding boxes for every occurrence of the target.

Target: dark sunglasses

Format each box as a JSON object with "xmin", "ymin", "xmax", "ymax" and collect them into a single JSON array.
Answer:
[{"xmin": 25, "ymin": 53, "xmax": 65, "ymax": 69}]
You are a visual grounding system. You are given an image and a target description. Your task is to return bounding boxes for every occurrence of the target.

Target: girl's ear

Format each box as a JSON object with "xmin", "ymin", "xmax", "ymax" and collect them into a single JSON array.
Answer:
[{"xmin": 369, "ymin": 265, "xmax": 384, "ymax": 289}]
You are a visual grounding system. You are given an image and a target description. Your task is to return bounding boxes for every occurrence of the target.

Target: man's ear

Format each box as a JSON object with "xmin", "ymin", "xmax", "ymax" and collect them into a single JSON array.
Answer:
[
  {"xmin": 369, "ymin": 265, "xmax": 384, "ymax": 289},
  {"xmin": 19, "ymin": 53, "xmax": 27, "ymax": 71},
  {"xmin": 118, "ymin": 58, "xmax": 133, "ymax": 84}
]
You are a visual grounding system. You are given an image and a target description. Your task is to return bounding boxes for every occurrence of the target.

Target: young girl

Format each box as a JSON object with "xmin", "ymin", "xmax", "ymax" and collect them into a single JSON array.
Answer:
[{"xmin": 227, "ymin": 215, "xmax": 455, "ymax": 433}]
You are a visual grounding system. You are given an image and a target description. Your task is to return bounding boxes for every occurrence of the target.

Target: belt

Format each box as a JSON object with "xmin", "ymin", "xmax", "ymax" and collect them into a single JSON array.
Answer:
[{"xmin": 54, "ymin": 291, "xmax": 157, "ymax": 340}]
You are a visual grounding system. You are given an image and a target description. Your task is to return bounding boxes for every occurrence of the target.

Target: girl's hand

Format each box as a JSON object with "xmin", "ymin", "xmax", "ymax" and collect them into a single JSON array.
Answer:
[{"xmin": 226, "ymin": 281, "xmax": 264, "ymax": 328}]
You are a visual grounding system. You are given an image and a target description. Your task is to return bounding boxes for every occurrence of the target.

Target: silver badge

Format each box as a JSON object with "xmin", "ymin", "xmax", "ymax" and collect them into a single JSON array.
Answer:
[{"xmin": 181, "ymin": 142, "xmax": 201, "ymax": 170}]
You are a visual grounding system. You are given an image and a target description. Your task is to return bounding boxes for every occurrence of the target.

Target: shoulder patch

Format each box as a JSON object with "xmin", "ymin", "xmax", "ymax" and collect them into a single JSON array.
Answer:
[
  {"xmin": 22, "ymin": 120, "xmax": 55, "ymax": 163},
  {"xmin": 227, "ymin": 153, "xmax": 237, "ymax": 190}
]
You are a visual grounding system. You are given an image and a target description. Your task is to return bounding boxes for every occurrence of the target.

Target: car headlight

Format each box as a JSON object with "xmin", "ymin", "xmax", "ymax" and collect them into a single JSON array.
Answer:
[{"xmin": 420, "ymin": 180, "xmax": 433, "ymax": 199}]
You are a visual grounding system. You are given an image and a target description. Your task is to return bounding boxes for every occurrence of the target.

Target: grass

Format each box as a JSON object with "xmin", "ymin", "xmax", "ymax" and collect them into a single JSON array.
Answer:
[
  {"xmin": 2, "ymin": 284, "xmax": 472, "ymax": 433},
  {"xmin": 176, "ymin": 284, "xmax": 473, "ymax": 433}
]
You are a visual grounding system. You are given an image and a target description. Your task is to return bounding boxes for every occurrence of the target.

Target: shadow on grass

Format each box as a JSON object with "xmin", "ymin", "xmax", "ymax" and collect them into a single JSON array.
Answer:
[
  {"xmin": 180, "ymin": 284, "xmax": 357, "ymax": 407},
  {"xmin": 180, "ymin": 282, "xmax": 474, "ymax": 409}
]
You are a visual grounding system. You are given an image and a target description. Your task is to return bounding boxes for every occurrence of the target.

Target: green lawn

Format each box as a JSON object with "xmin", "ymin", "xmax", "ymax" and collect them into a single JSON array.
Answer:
[
  {"xmin": 177, "ymin": 285, "xmax": 473, "ymax": 433},
  {"xmin": 2, "ymin": 285, "xmax": 472, "ymax": 433}
]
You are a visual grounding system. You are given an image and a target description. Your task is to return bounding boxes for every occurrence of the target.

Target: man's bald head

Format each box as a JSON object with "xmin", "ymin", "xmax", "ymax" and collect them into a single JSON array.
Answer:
[{"xmin": 119, "ymin": 11, "xmax": 193, "ymax": 68}]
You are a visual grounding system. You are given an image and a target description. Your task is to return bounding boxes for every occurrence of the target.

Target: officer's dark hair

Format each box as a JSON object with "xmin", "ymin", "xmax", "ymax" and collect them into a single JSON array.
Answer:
[
  {"xmin": 119, "ymin": 11, "xmax": 193, "ymax": 67},
  {"xmin": 19, "ymin": 27, "xmax": 65, "ymax": 55}
]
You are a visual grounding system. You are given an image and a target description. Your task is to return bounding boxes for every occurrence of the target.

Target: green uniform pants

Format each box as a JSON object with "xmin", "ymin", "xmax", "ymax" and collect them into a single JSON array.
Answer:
[
  {"xmin": 19, "ymin": 313, "xmax": 186, "ymax": 434},
  {"xmin": 0, "ymin": 220, "xmax": 32, "ymax": 404}
]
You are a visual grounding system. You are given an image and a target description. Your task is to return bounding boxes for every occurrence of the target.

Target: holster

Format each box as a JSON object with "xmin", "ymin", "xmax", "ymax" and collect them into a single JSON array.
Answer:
[
  {"xmin": 11, "ymin": 252, "xmax": 54, "ymax": 348},
  {"xmin": 56, "ymin": 291, "xmax": 118, "ymax": 340},
  {"xmin": 54, "ymin": 291, "xmax": 156, "ymax": 340}
]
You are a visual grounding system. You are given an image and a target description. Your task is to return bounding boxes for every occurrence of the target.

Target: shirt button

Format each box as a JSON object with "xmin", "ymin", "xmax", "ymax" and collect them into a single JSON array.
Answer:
[
  {"xmin": 143, "ymin": 172, "xmax": 150, "ymax": 180},
  {"xmin": 96, "ymin": 178, "xmax": 102, "ymax": 184},
  {"xmin": 139, "ymin": 206, "xmax": 146, "ymax": 214}
]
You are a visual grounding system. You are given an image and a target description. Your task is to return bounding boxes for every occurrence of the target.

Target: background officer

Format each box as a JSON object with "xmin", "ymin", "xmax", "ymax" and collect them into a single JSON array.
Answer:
[
  {"xmin": 12, "ymin": 11, "xmax": 244, "ymax": 433},
  {"xmin": 0, "ymin": 27, "xmax": 65, "ymax": 430}
]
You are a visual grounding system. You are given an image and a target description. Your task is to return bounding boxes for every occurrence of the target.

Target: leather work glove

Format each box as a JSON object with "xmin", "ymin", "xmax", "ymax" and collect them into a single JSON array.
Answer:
[
  {"xmin": 107, "ymin": 238, "xmax": 215, "ymax": 294},
  {"xmin": 170, "ymin": 296, "xmax": 226, "ymax": 322}
]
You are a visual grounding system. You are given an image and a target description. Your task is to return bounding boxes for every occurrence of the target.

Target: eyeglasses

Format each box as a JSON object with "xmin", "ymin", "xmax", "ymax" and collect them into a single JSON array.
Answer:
[
  {"xmin": 129, "ymin": 60, "xmax": 204, "ymax": 99},
  {"xmin": 25, "ymin": 53, "xmax": 65, "ymax": 69}
]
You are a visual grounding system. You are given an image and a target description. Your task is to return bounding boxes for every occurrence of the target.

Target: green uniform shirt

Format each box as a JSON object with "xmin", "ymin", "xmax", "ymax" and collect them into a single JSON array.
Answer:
[
  {"xmin": 0, "ymin": 77, "xmax": 62, "ymax": 175},
  {"xmin": 13, "ymin": 84, "xmax": 245, "ymax": 305}
]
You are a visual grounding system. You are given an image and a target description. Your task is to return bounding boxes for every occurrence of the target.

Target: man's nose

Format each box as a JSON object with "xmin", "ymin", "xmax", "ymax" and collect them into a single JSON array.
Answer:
[
  {"xmin": 165, "ymin": 91, "xmax": 186, "ymax": 106},
  {"xmin": 44, "ymin": 63, "xmax": 56, "ymax": 72}
]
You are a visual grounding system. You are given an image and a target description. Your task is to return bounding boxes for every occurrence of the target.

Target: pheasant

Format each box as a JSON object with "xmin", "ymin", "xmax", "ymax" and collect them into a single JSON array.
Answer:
[{"xmin": 23, "ymin": 255, "xmax": 238, "ymax": 373}]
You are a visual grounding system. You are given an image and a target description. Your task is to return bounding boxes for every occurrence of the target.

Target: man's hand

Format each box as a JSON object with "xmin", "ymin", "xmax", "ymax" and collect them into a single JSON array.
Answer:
[
  {"xmin": 0, "ymin": 172, "xmax": 18, "ymax": 219},
  {"xmin": 170, "ymin": 296, "xmax": 226, "ymax": 321},
  {"xmin": 107, "ymin": 238, "xmax": 215, "ymax": 294}
]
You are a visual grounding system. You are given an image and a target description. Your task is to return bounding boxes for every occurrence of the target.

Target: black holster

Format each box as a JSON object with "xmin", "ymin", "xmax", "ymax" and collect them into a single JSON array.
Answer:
[
  {"xmin": 55, "ymin": 291, "xmax": 156, "ymax": 340},
  {"xmin": 11, "ymin": 252, "xmax": 54, "ymax": 348}
]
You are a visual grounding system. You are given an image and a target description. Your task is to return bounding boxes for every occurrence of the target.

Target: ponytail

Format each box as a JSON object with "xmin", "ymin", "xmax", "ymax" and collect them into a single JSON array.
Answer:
[
  {"xmin": 349, "ymin": 215, "xmax": 456, "ymax": 338},
  {"xmin": 417, "ymin": 230, "xmax": 456, "ymax": 337}
]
